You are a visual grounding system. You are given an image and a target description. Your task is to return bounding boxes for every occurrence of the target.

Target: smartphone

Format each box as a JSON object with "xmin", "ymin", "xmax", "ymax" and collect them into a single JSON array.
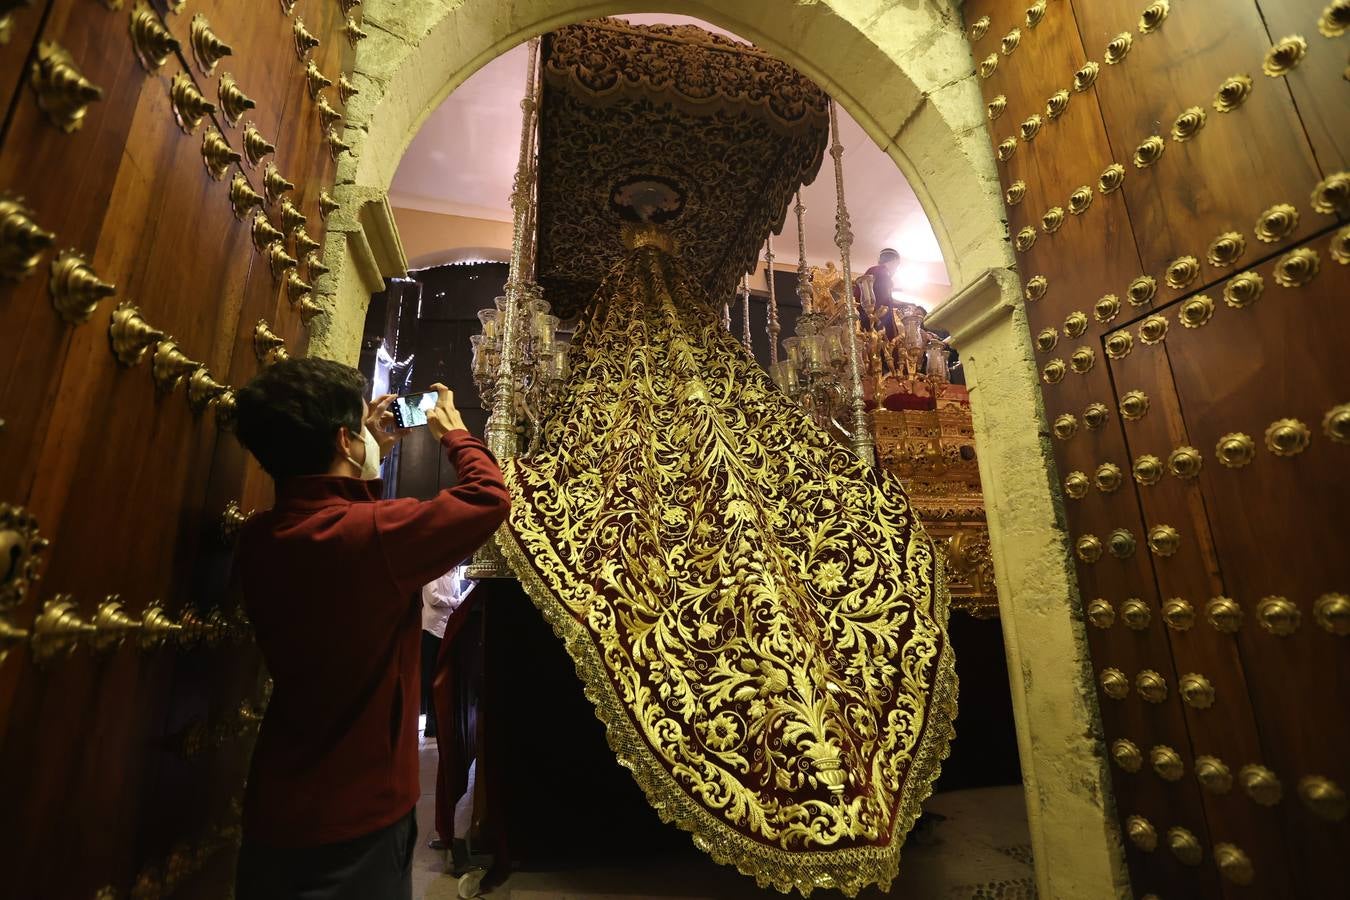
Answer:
[{"xmin": 391, "ymin": 390, "xmax": 438, "ymax": 428}]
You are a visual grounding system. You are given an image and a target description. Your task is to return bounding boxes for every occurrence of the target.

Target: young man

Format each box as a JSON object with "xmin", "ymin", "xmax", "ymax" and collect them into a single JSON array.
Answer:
[{"xmin": 230, "ymin": 358, "xmax": 510, "ymax": 900}]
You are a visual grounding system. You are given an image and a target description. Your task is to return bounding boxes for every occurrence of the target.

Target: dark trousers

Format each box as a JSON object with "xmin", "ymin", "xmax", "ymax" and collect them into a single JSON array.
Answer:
[
  {"xmin": 235, "ymin": 809, "xmax": 418, "ymax": 900},
  {"xmin": 421, "ymin": 629, "xmax": 442, "ymax": 737}
]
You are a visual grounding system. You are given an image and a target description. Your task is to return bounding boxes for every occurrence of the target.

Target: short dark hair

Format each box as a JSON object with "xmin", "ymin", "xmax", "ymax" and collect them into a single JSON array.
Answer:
[
  {"xmin": 879, "ymin": 248, "xmax": 900, "ymax": 263},
  {"xmin": 235, "ymin": 358, "xmax": 367, "ymax": 481}
]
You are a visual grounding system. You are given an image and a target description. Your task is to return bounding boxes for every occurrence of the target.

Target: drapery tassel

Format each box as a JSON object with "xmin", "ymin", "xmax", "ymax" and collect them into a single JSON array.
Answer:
[{"xmin": 828, "ymin": 99, "xmax": 875, "ymax": 464}]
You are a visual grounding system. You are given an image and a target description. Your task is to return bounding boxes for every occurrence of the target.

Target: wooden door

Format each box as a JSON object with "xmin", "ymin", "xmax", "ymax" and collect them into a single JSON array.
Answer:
[
  {"xmin": 963, "ymin": 1, "xmax": 1349, "ymax": 896},
  {"xmin": 0, "ymin": 1, "xmax": 356, "ymax": 896}
]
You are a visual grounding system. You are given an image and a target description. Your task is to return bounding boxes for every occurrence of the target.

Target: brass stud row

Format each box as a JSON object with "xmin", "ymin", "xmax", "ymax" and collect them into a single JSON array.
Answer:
[
  {"xmin": 1092, "ymin": 592, "xmax": 1348, "ymax": 637},
  {"xmin": 1098, "ymin": 666, "xmax": 1214, "ymax": 707},
  {"xmin": 1114, "ymin": 752, "xmax": 1345, "ymax": 822}
]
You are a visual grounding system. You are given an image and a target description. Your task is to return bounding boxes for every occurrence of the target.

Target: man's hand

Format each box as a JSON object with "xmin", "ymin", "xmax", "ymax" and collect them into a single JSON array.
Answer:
[
  {"xmin": 367, "ymin": 394, "xmax": 411, "ymax": 459},
  {"xmin": 426, "ymin": 383, "xmax": 467, "ymax": 441}
]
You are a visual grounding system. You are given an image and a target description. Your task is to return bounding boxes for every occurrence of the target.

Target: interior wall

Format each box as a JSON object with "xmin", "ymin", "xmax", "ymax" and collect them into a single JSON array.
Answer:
[
  {"xmin": 317, "ymin": 2, "xmax": 1131, "ymax": 897},
  {"xmin": 393, "ymin": 207, "xmax": 513, "ymax": 269}
]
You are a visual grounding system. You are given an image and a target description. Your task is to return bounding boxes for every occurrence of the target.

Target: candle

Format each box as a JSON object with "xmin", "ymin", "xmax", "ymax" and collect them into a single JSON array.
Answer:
[{"xmin": 477, "ymin": 307, "xmax": 499, "ymax": 339}]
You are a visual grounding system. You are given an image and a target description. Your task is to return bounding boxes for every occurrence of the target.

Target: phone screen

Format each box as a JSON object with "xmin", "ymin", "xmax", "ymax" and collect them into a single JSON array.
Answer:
[{"xmin": 392, "ymin": 391, "xmax": 438, "ymax": 428}]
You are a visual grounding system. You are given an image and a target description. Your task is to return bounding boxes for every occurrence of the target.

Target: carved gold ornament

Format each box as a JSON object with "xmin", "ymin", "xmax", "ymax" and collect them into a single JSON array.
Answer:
[
  {"xmin": 1213, "ymin": 74, "xmax": 1254, "ymax": 113},
  {"xmin": 1070, "ymin": 346, "xmax": 1095, "ymax": 374},
  {"xmin": 242, "ymin": 124, "xmax": 276, "ymax": 168},
  {"xmin": 265, "ymin": 241, "xmax": 297, "ymax": 281},
  {"xmin": 1127, "ymin": 815, "xmax": 1157, "ymax": 851},
  {"xmin": 297, "ymin": 296, "xmax": 324, "ymax": 326},
  {"xmin": 1100, "ymin": 667, "xmax": 1129, "ymax": 698},
  {"xmin": 31, "ymin": 41, "xmax": 104, "ymax": 133},
  {"xmin": 1016, "ymin": 226, "xmax": 1037, "ymax": 253},
  {"xmin": 1171, "ymin": 107, "xmax": 1206, "ymax": 142},
  {"xmin": 998, "ymin": 138, "xmax": 1018, "ymax": 163},
  {"xmin": 0, "ymin": 503, "xmax": 47, "ymax": 615},
  {"xmin": 1121, "ymin": 598, "xmax": 1150, "ymax": 629},
  {"xmin": 1127, "ymin": 274, "xmax": 1157, "ymax": 305},
  {"xmin": 0, "ymin": 193, "xmax": 55, "ymax": 282},
  {"xmin": 1095, "ymin": 294, "xmax": 1121, "ymax": 324},
  {"xmin": 1263, "ymin": 35, "xmax": 1308, "ymax": 77},
  {"xmin": 1109, "ymin": 529, "xmax": 1137, "ymax": 560},
  {"xmin": 293, "ymin": 16, "xmax": 320, "ymax": 60},
  {"xmin": 1026, "ymin": 1, "xmax": 1047, "ymax": 28},
  {"xmin": 1105, "ymin": 32, "xmax": 1133, "ymax": 65},
  {"xmin": 1311, "ymin": 172, "xmax": 1350, "ymax": 215},
  {"xmin": 1206, "ymin": 596, "xmax": 1243, "ymax": 633},
  {"xmin": 1216, "ymin": 432, "xmax": 1255, "ymax": 467},
  {"xmin": 1195, "ymin": 756, "xmax": 1233, "ymax": 794},
  {"xmin": 187, "ymin": 367, "xmax": 229, "ymax": 415},
  {"xmin": 1223, "ymin": 271, "xmax": 1264, "ymax": 308},
  {"xmin": 263, "ymin": 163, "xmax": 294, "ymax": 205},
  {"xmin": 151, "ymin": 340, "xmax": 199, "ymax": 392},
  {"xmin": 250, "ymin": 214, "xmax": 282, "ymax": 252},
  {"xmin": 1274, "ymin": 247, "xmax": 1319, "ymax": 287},
  {"xmin": 979, "ymin": 53, "xmax": 999, "ymax": 79},
  {"xmin": 279, "ymin": 199, "xmax": 307, "ymax": 233},
  {"xmin": 1320, "ymin": 2, "xmax": 1350, "ymax": 37},
  {"xmin": 48, "ymin": 248, "xmax": 115, "ymax": 325},
  {"xmin": 109, "ymin": 302, "xmax": 164, "ymax": 366},
  {"xmin": 1021, "ymin": 114, "xmax": 1044, "ymax": 142},
  {"xmin": 1207, "ymin": 232, "xmax": 1245, "ymax": 267},
  {"xmin": 1133, "ymin": 135, "xmax": 1165, "ymax": 168},
  {"xmin": 1052, "ymin": 413, "xmax": 1076, "ymax": 439},
  {"xmin": 1095, "ymin": 462, "xmax": 1124, "ymax": 494},
  {"xmin": 1041, "ymin": 206, "xmax": 1064, "ymax": 233},
  {"xmin": 325, "ymin": 126, "xmax": 351, "ymax": 160},
  {"xmin": 284, "ymin": 271, "xmax": 313, "ymax": 303},
  {"xmin": 1119, "ymin": 390, "xmax": 1149, "ymax": 421},
  {"xmin": 987, "ymin": 95, "xmax": 1007, "ymax": 120},
  {"xmin": 1214, "ymin": 843, "xmax": 1255, "ymax": 885},
  {"xmin": 1265, "ymin": 417, "xmax": 1310, "ymax": 456},
  {"xmin": 293, "ymin": 227, "xmax": 321, "ymax": 257},
  {"xmin": 253, "ymin": 320, "xmax": 288, "ymax": 366},
  {"xmin": 1105, "ymin": 331, "xmax": 1133, "ymax": 359},
  {"xmin": 1084, "ymin": 403, "xmax": 1110, "ymax": 430},
  {"xmin": 1139, "ymin": 314, "xmax": 1168, "ymax": 345},
  {"xmin": 1042, "ymin": 359, "xmax": 1065, "ymax": 384},
  {"xmin": 1063, "ymin": 310, "xmax": 1088, "ymax": 338},
  {"xmin": 317, "ymin": 95, "xmax": 343, "ymax": 131},
  {"xmin": 1046, "ymin": 89, "xmax": 1070, "ymax": 120},
  {"xmin": 1077, "ymin": 534, "xmax": 1104, "ymax": 563},
  {"xmin": 1025, "ymin": 274, "xmax": 1048, "ymax": 301},
  {"xmin": 1168, "ymin": 445, "xmax": 1203, "ymax": 479},
  {"xmin": 343, "ymin": 15, "xmax": 368, "ymax": 47},
  {"xmin": 129, "ymin": 2, "xmax": 179, "ymax": 72},
  {"xmin": 1334, "ymin": 226, "xmax": 1350, "ymax": 265},
  {"xmin": 1162, "ymin": 598, "xmax": 1194, "ymax": 631},
  {"xmin": 189, "ymin": 13, "xmax": 231, "ymax": 76},
  {"xmin": 1139, "ymin": 1, "xmax": 1170, "ymax": 33},
  {"xmin": 30, "ymin": 594, "xmax": 95, "ymax": 664},
  {"xmin": 1179, "ymin": 672, "xmax": 1214, "ymax": 709},
  {"xmin": 305, "ymin": 252, "xmax": 328, "ymax": 278},
  {"xmin": 1179, "ymin": 295, "xmax": 1215, "ymax": 329},
  {"xmin": 228, "ymin": 174, "xmax": 264, "ymax": 221},
  {"xmin": 1167, "ymin": 827, "xmax": 1202, "ymax": 866},
  {"xmin": 1006, "ymin": 181, "xmax": 1027, "ymax": 205},
  {"xmin": 305, "ymin": 60, "xmax": 332, "ymax": 99},
  {"xmin": 1073, "ymin": 61, "xmax": 1100, "ymax": 92},
  {"xmin": 1001, "ymin": 28, "xmax": 1022, "ymax": 55},
  {"xmin": 1148, "ymin": 524, "xmax": 1180, "ymax": 557},
  {"xmin": 1133, "ymin": 455, "xmax": 1162, "ymax": 485},
  {"xmin": 339, "ymin": 74, "xmax": 359, "ymax": 104},
  {"xmin": 1255, "ymin": 203, "xmax": 1299, "ymax": 243},
  {"xmin": 1065, "ymin": 187, "xmax": 1093, "ymax": 218},
  {"xmin": 1111, "ymin": 738, "xmax": 1141, "ymax": 771},
  {"xmin": 1151, "ymin": 745, "xmax": 1184, "ymax": 781},
  {"xmin": 1257, "ymin": 595, "xmax": 1301, "ymax": 636},
  {"xmin": 1240, "ymin": 764, "xmax": 1283, "ymax": 805},
  {"xmin": 170, "ymin": 71, "xmax": 215, "ymax": 134},
  {"xmin": 201, "ymin": 129, "xmax": 241, "ymax": 181},
  {"xmin": 1136, "ymin": 669, "xmax": 1167, "ymax": 703},
  {"xmin": 970, "ymin": 15, "xmax": 991, "ymax": 40},
  {"xmin": 1314, "ymin": 592, "xmax": 1350, "ymax": 636},
  {"xmin": 1165, "ymin": 255, "xmax": 1199, "ymax": 290},
  {"xmin": 1299, "ymin": 776, "xmax": 1349, "ymax": 822},
  {"xmin": 1065, "ymin": 471, "xmax": 1090, "ymax": 500},
  {"xmin": 1090, "ymin": 167, "xmax": 1125, "ymax": 203},
  {"xmin": 1088, "ymin": 598, "xmax": 1115, "ymax": 628}
]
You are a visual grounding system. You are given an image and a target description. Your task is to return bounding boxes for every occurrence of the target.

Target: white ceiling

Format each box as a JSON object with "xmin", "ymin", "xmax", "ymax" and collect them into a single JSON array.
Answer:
[{"xmin": 391, "ymin": 14, "xmax": 950, "ymax": 297}]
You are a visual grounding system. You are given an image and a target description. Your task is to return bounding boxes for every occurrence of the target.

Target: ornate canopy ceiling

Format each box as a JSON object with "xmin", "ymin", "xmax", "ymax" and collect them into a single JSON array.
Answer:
[{"xmin": 535, "ymin": 21, "xmax": 831, "ymax": 317}]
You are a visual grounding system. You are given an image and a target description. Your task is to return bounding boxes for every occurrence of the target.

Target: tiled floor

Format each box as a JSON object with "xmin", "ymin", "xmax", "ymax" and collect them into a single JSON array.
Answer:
[{"xmin": 412, "ymin": 733, "xmax": 1035, "ymax": 900}]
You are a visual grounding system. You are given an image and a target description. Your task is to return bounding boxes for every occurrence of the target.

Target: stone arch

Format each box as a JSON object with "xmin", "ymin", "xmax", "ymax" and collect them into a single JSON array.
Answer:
[{"xmin": 315, "ymin": 3, "xmax": 1130, "ymax": 897}]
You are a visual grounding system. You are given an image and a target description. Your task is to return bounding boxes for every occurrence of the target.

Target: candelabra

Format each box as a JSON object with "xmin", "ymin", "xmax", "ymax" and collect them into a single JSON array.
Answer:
[
  {"xmin": 470, "ymin": 287, "xmax": 570, "ymax": 456},
  {"xmin": 772, "ymin": 314, "xmax": 852, "ymax": 433}
]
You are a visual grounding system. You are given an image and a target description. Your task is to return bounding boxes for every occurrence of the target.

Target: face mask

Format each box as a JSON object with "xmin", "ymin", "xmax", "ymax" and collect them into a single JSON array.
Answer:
[{"xmin": 345, "ymin": 426, "xmax": 382, "ymax": 480}]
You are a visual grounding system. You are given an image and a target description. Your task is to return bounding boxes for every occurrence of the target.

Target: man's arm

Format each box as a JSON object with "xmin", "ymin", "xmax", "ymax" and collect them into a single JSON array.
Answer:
[{"xmin": 376, "ymin": 429, "xmax": 511, "ymax": 598}]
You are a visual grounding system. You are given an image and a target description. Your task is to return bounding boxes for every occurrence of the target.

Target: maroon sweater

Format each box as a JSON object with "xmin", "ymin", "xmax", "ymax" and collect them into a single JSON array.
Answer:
[{"xmin": 236, "ymin": 430, "xmax": 510, "ymax": 848}]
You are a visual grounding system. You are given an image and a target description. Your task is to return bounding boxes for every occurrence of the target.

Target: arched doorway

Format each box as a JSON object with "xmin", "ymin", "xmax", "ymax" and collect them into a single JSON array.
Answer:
[{"xmin": 320, "ymin": 2, "xmax": 1128, "ymax": 896}]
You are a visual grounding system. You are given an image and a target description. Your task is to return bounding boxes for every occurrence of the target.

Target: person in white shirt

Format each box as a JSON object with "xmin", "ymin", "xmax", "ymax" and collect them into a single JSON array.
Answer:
[{"xmin": 420, "ymin": 566, "xmax": 473, "ymax": 739}]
